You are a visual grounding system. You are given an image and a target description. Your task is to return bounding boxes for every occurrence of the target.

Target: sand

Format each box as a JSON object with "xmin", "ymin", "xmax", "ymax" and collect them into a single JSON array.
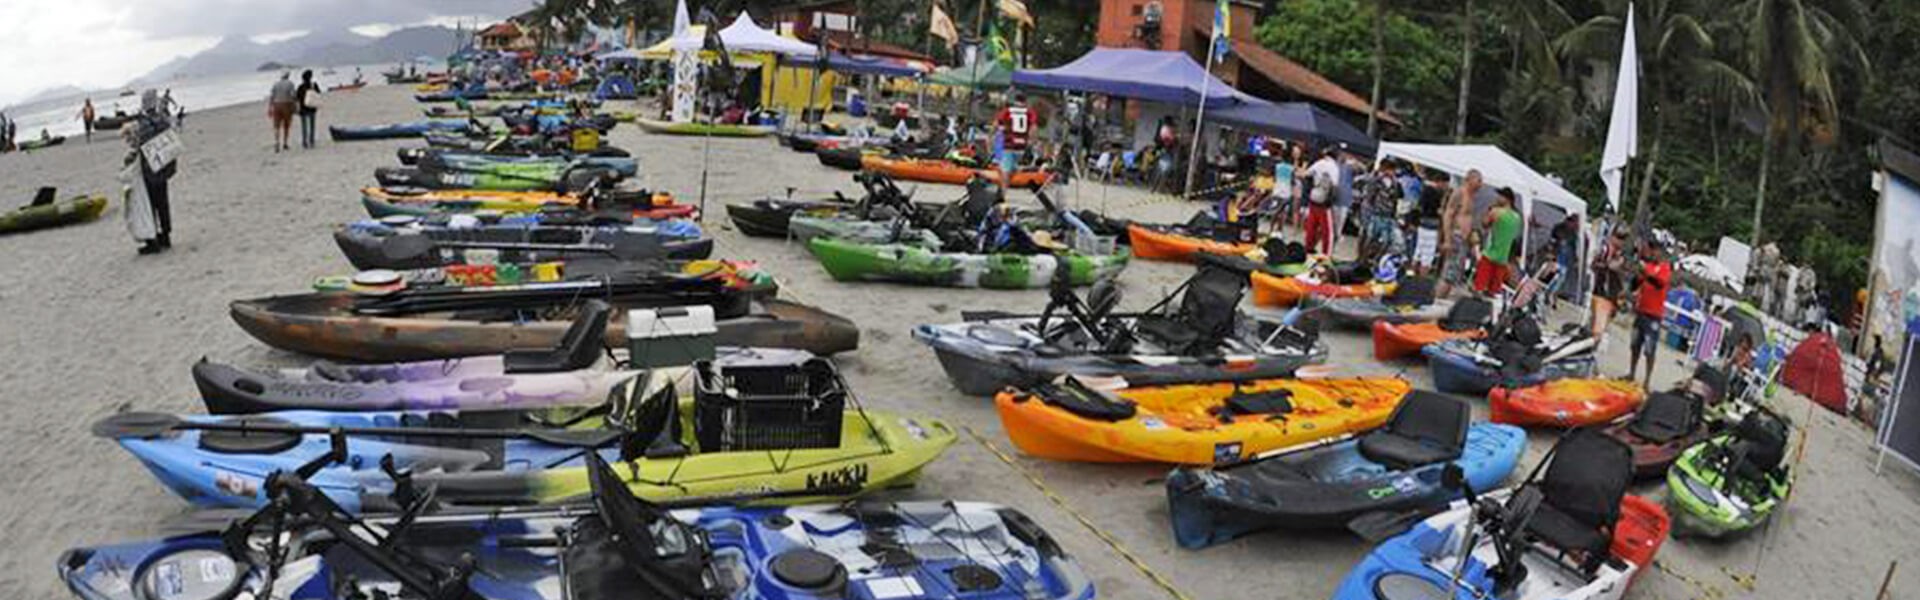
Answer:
[{"xmin": 2, "ymin": 83, "xmax": 1918, "ymax": 599}]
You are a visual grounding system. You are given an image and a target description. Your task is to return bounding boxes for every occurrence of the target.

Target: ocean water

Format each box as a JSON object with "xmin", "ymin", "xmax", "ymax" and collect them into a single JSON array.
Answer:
[{"xmin": 4, "ymin": 63, "xmax": 413, "ymax": 140}]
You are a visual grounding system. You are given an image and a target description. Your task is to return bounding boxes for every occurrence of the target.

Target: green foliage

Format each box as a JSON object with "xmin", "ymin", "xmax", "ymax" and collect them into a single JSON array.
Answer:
[{"xmin": 1254, "ymin": 0, "xmax": 1459, "ymax": 134}]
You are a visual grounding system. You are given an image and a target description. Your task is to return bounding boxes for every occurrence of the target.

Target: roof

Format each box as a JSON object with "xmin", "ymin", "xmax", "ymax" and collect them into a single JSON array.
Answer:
[
  {"xmin": 1881, "ymin": 138, "xmax": 1920, "ymax": 186},
  {"xmin": 1012, "ymin": 48, "xmax": 1237, "ymax": 106},
  {"xmin": 1230, "ymin": 40, "xmax": 1400, "ymax": 126},
  {"xmin": 479, "ymin": 22, "xmax": 523, "ymax": 38},
  {"xmin": 1375, "ymin": 142, "xmax": 1586, "ymax": 216}
]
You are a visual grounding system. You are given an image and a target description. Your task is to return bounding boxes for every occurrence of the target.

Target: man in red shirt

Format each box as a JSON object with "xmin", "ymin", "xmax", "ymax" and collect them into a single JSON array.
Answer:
[
  {"xmin": 1627, "ymin": 237, "xmax": 1672, "ymax": 387},
  {"xmin": 993, "ymin": 93, "xmax": 1036, "ymax": 174}
]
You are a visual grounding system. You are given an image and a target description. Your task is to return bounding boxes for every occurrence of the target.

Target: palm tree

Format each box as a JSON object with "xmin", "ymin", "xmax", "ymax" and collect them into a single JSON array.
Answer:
[
  {"xmin": 1559, "ymin": 0, "xmax": 1758, "ymax": 236},
  {"xmin": 1729, "ymin": 0, "xmax": 1869, "ymax": 247}
]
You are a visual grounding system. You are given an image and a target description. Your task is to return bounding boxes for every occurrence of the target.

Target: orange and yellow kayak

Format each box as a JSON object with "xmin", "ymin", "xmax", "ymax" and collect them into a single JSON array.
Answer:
[
  {"xmin": 995, "ymin": 377, "xmax": 1412, "ymax": 464},
  {"xmin": 1489, "ymin": 378, "xmax": 1647, "ymax": 428},
  {"xmin": 1249, "ymin": 270, "xmax": 1397, "ymax": 307},
  {"xmin": 1126, "ymin": 223, "xmax": 1257, "ymax": 262},
  {"xmin": 1370, "ymin": 321, "xmax": 1486, "ymax": 360},
  {"xmin": 859, "ymin": 155, "xmax": 1053, "ymax": 187}
]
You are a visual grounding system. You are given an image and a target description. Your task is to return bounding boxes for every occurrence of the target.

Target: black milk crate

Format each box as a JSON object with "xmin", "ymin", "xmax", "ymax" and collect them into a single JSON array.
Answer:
[{"xmin": 693, "ymin": 358, "xmax": 846, "ymax": 451}]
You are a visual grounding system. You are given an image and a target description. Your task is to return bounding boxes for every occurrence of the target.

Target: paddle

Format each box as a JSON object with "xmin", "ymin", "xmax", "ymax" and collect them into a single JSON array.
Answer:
[
  {"xmin": 1215, "ymin": 432, "xmax": 1357, "ymax": 471},
  {"xmin": 92, "ymin": 411, "xmax": 625, "ymax": 448}
]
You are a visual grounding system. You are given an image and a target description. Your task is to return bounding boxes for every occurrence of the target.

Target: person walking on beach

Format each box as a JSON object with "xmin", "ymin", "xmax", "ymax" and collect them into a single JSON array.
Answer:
[
  {"xmin": 1626, "ymin": 236, "xmax": 1672, "ymax": 387},
  {"xmin": 268, "ymin": 72, "xmax": 296, "ymax": 151},
  {"xmin": 79, "ymin": 99, "xmax": 96, "ymax": 142},
  {"xmin": 1473, "ymin": 187, "xmax": 1522, "ymax": 297},
  {"xmin": 294, "ymin": 70, "xmax": 321, "ymax": 149}
]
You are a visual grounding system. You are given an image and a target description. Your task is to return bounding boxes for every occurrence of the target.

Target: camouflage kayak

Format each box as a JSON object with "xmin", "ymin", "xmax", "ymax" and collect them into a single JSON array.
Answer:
[{"xmin": 806, "ymin": 236, "xmax": 1129, "ymax": 289}]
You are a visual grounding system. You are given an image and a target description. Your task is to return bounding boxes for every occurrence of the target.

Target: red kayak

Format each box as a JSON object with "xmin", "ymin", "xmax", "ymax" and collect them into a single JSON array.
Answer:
[
  {"xmin": 1602, "ymin": 390, "xmax": 1714, "ymax": 478},
  {"xmin": 1370, "ymin": 320, "xmax": 1484, "ymax": 360},
  {"xmin": 1488, "ymin": 378, "xmax": 1646, "ymax": 428}
]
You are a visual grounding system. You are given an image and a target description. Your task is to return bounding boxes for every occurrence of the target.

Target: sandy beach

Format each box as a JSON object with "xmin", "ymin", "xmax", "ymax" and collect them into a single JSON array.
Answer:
[{"xmin": 3, "ymin": 83, "xmax": 1917, "ymax": 599}]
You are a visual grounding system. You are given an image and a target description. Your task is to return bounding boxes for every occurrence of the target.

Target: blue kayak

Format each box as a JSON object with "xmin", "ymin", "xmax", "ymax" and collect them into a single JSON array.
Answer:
[
  {"xmin": 1423, "ymin": 339, "xmax": 1596, "ymax": 395},
  {"xmin": 330, "ymin": 119, "xmax": 472, "ymax": 141},
  {"xmin": 61, "ymin": 452, "xmax": 1095, "ymax": 600},
  {"xmin": 1165, "ymin": 422, "xmax": 1525, "ymax": 548}
]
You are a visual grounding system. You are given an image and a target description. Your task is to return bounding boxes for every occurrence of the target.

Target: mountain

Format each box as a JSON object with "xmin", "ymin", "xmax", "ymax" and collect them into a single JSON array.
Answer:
[
  {"xmin": 14, "ymin": 85, "xmax": 86, "ymax": 107},
  {"xmin": 134, "ymin": 26, "xmax": 464, "ymax": 84}
]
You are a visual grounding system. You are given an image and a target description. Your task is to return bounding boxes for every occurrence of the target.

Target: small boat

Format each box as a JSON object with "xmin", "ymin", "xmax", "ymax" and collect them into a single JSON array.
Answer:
[
  {"xmin": 1603, "ymin": 389, "xmax": 1714, "ymax": 478},
  {"xmin": 806, "ymin": 237, "xmax": 1130, "ymax": 289},
  {"xmin": 634, "ymin": 117, "xmax": 776, "ymax": 137},
  {"xmin": 1250, "ymin": 269, "xmax": 1395, "ymax": 308},
  {"xmin": 402, "ymin": 147, "xmax": 639, "ymax": 177},
  {"xmin": 1489, "ymin": 378, "xmax": 1647, "ymax": 428},
  {"xmin": 0, "ymin": 190, "xmax": 106, "ymax": 235},
  {"xmin": 332, "ymin": 219, "xmax": 710, "ymax": 270},
  {"xmin": 98, "ymin": 359, "xmax": 953, "ymax": 511},
  {"xmin": 860, "ymin": 155, "xmax": 1054, "ymax": 188},
  {"xmin": 914, "ymin": 255, "xmax": 1327, "ymax": 395},
  {"xmin": 1164, "ymin": 392, "xmax": 1526, "ymax": 548},
  {"xmin": 1126, "ymin": 222, "xmax": 1256, "ymax": 262},
  {"xmin": 60, "ymin": 451, "xmax": 1092, "ymax": 600},
  {"xmin": 725, "ymin": 195, "xmax": 858, "ymax": 237},
  {"xmin": 327, "ymin": 80, "xmax": 367, "ymax": 92},
  {"xmin": 17, "ymin": 135, "xmax": 65, "ymax": 150},
  {"xmin": 330, "ymin": 119, "xmax": 471, "ymax": 141},
  {"xmin": 1666, "ymin": 407, "xmax": 1793, "ymax": 537},
  {"xmin": 1422, "ymin": 317, "xmax": 1597, "ymax": 395},
  {"xmin": 1329, "ymin": 429, "xmax": 1669, "ymax": 600},
  {"xmin": 1369, "ymin": 297, "xmax": 1495, "ymax": 360},
  {"xmin": 996, "ymin": 375, "xmax": 1411, "ymax": 464},
  {"xmin": 1315, "ymin": 277, "xmax": 1451, "ymax": 330},
  {"xmin": 91, "ymin": 113, "xmax": 133, "ymax": 130}
]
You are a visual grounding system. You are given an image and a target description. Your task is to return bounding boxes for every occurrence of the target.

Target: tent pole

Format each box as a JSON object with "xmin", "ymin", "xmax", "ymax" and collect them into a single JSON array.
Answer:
[{"xmin": 1183, "ymin": 35, "xmax": 1220, "ymax": 198}]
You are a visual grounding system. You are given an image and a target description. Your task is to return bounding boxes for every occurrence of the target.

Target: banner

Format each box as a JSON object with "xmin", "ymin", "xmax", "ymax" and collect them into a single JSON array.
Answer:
[
  {"xmin": 930, "ymin": 4, "xmax": 958, "ymax": 48},
  {"xmin": 671, "ymin": 49, "xmax": 698, "ymax": 123}
]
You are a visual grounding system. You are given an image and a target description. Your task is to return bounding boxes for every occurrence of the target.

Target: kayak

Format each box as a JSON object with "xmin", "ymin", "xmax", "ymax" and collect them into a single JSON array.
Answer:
[
  {"xmin": 17, "ymin": 135, "xmax": 65, "ymax": 150},
  {"xmin": 405, "ymin": 147, "xmax": 639, "ymax": 178},
  {"xmin": 1329, "ymin": 430, "xmax": 1667, "ymax": 600},
  {"xmin": 61, "ymin": 458, "xmax": 1092, "ymax": 600},
  {"xmin": 787, "ymin": 214, "xmax": 942, "ymax": 246},
  {"xmin": 635, "ymin": 117, "xmax": 776, "ymax": 137},
  {"xmin": 374, "ymin": 163, "xmax": 616, "ymax": 193},
  {"xmin": 1602, "ymin": 390, "xmax": 1713, "ymax": 478},
  {"xmin": 0, "ymin": 194, "xmax": 106, "ymax": 235},
  {"xmin": 725, "ymin": 197, "xmax": 857, "ymax": 238},
  {"xmin": 1423, "ymin": 338, "xmax": 1597, "ymax": 396},
  {"xmin": 806, "ymin": 237, "xmax": 1129, "ymax": 289},
  {"xmin": 1666, "ymin": 409, "xmax": 1792, "ymax": 537},
  {"xmin": 333, "ymin": 219, "xmax": 709, "ymax": 270},
  {"xmin": 1126, "ymin": 223, "xmax": 1256, "ymax": 262},
  {"xmin": 1489, "ymin": 378, "xmax": 1646, "ymax": 428},
  {"xmin": 102, "ymin": 365, "xmax": 952, "ymax": 511},
  {"xmin": 818, "ymin": 147, "xmax": 871, "ymax": 170},
  {"xmin": 1165, "ymin": 392, "xmax": 1524, "ymax": 548},
  {"xmin": 1249, "ymin": 270, "xmax": 1396, "ymax": 308},
  {"xmin": 1369, "ymin": 297, "xmax": 1496, "ymax": 360},
  {"xmin": 330, "ymin": 119, "xmax": 471, "ymax": 140},
  {"xmin": 232, "ymin": 294, "xmax": 859, "ymax": 361},
  {"xmin": 1314, "ymin": 278, "xmax": 1449, "ymax": 329},
  {"xmin": 360, "ymin": 187, "xmax": 692, "ymax": 220},
  {"xmin": 861, "ymin": 155, "xmax": 1054, "ymax": 188},
  {"xmin": 995, "ymin": 376, "xmax": 1411, "ymax": 464}
]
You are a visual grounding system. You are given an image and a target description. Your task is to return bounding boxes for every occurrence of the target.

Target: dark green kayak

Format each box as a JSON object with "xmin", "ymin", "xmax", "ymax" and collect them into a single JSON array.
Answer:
[
  {"xmin": 0, "ymin": 195, "xmax": 106, "ymax": 234},
  {"xmin": 806, "ymin": 236, "xmax": 1129, "ymax": 289}
]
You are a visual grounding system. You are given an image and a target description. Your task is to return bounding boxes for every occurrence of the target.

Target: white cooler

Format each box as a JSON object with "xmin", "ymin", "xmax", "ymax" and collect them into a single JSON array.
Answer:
[{"xmin": 626, "ymin": 305, "xmax": 718, "ymax": 368}]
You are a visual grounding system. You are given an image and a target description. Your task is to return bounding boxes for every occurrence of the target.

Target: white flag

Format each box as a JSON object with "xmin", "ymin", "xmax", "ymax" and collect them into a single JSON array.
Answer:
[
  {"xmin": 672, "ymin": 0, "xmax": 691, "ymax": 35},
  {"xmin": 1599, "ymin": 3, "xmax": 1639, "ymax": 212}
]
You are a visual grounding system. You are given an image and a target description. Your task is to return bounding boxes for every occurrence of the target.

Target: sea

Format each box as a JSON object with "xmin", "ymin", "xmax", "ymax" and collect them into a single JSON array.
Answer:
[{"xmin": 3, "ymin": 61, "xmax": 425, "ymax": 140}]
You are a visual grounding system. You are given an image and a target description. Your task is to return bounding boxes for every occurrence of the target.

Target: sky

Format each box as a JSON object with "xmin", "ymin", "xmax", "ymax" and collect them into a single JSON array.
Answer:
[{"xmin": 0, "ymin": 0, "xmax": 530, "ymax": 107}]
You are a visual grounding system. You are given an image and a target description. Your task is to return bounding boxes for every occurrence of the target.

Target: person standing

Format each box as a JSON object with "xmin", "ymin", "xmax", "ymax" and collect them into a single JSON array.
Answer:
[
  {"xmin": 1473, "ymin": 188, "xmax": 1522, "ymax": 296},
  {"xmin": 1437, "ymin": 169, "xmax": 1484, "ymax": 297},
  {"xmin": 1303, "ymin": 147, "xmax": 1341, "ymax": 255},
  {"xmin": 1627, "ymin": 237, "xmax": 1673, "ymax": 387},
  {"xmin": 124, "ymin": 90, "xmax": 179, "ymax": 254},
  {"xmin": 1331, "ymin": 147, "xmax": 1356, "ymax": 249},
  {"xmin": 993, "ymin": 93, "xmax": 1035, "ymax": 176},
  {"xmin": 294, "ymin": 70, "xmax": 321, "ymax": 149},
  {"xmin": 78, "ymin": 99, "xmax": 96, "ymax": 143},
  {"xmin": 268, "ymin": 72, "xmax": 296, "ymax": 151}
]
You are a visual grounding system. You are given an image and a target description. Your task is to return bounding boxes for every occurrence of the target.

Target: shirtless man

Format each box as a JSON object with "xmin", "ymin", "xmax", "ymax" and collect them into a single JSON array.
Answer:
[{"xmin": 1437, "ymin": 169, "xmax": 1483, "ymax": 297}]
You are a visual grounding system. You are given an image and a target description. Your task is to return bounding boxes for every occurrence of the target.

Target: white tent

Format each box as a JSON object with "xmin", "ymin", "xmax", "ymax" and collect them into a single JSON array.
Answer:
[
  {"xmin": 1377, "ymin": 142, "xmax": 1591, "ymax": 293},
  {"xmin": 596, "ymin": 47, "xmax": 645, "ymax": 61},
  {"xmin": 640, "ymin": 13, "xmax": 817, "ymax": 59}
]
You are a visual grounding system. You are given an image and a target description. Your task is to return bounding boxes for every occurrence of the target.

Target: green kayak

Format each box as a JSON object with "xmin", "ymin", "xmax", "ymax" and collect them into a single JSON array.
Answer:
[
  {"xmin": 0, "ymin": 194, "xmax": 106, "ymax": 234},
  {"xmin": 787, "ymin": 214, "xmax": 941, "ymax": 246},
  {"xmin": 635, "ymin": 117, "xmax": 775, "ymax": 137},
  {"xmin": 806, "ymin": 236, "xmax": 1129, "ymax": 289}
]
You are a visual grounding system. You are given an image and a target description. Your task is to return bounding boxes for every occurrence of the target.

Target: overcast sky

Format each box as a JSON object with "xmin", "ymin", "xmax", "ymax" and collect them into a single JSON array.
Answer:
[{"xmin": 0, "ymin": 0, "xmax": 531, "ymax": 106}]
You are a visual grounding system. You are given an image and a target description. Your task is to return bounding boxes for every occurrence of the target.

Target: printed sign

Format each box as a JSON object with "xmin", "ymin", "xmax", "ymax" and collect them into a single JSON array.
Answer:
[{"xmin": 141, "ymin": 128, "xmax": 182, "ymax": 170}]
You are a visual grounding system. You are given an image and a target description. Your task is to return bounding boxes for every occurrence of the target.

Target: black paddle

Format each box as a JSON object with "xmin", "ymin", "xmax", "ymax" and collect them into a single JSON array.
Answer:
[{"xmin": 92, "ymin": 411, "xmax": 624, "ymax": 448}]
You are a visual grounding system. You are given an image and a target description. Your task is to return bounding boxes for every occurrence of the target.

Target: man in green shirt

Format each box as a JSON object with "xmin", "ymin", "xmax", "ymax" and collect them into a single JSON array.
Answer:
[{"xmin": 1473, "ymin": 187, "xmax": 1522, "ymax": 296}]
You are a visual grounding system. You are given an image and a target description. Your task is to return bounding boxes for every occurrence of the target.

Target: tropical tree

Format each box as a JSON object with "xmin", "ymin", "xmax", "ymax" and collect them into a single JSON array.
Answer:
[
  {"xmin": 1728, "ymin": 0, "xmax": 1869, "ymax": 246},
  {"xmin": 1558, "ymin": 0, "xmax": 1758, "ymax": 234}
]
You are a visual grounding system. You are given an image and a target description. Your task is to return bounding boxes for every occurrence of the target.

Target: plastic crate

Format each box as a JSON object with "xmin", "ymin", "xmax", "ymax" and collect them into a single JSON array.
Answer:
[{"xmin": 693, "ymin": 358, "xmax": 846, "ymax": 451}]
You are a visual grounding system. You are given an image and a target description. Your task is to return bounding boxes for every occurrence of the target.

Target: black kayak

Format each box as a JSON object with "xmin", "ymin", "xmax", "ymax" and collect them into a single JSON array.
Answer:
[
  {"xmin": 333, "ymin": 221, "xmax": 712, "ymax": 270},
  {"xmin": 817, "ymin": 147, "xmax": 867, "ymax": 170}
]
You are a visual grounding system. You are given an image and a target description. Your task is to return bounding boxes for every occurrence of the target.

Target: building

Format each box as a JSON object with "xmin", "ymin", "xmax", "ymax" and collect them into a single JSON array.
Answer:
[
  {"xmin": 1096, "ymin": 0, "xmax": 1398, "ymax": 127},
  {"xmin": 477, "ymin": 21, "xmax": 534, "ymax": 52}
]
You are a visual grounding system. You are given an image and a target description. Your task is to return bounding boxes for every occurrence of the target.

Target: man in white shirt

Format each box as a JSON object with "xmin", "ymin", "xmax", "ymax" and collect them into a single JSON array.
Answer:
[{"xmin": 1304, "ymin": 148, "xmax": 1342, "ymax": 255}]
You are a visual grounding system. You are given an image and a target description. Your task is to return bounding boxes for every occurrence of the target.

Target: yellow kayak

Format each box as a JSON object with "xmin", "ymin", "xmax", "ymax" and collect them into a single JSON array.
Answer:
[{"xmin": 995, "ymin": 377, "xmax": 1412, "ymax": 464}]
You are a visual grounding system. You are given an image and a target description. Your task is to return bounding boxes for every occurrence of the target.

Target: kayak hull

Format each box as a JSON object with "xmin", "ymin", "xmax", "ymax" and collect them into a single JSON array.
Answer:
[
  {"xmin": 1249, "ymin": 270, "xmax": 1395, "ymax": 308},
  {"xmin": 914, "ymin": 319, "xmax": 1328, "ymax": 397},
  {"xmin": 1126, "ymin": 223, "xmax": 1254, "ymax": 262},
  {"xmin": 1320, "ymin": 298, "xmax": 1452, "ymax": 330},
  {"xmin": 1423, "ymin": 340, "xmax": 1596, "ymax": 396},
  {"xmin": 807, "ymin": 237, "xmax": 1130, "ymax": 289},
  {"xmin": 1371, "ymin": 321, "xmax": 1484, "ymax": 360},
  {"xmin": 1488, "ymin": 379, "xmax": 1646, "ymax": 428},
  {"xmin": 634, "ymin": 117, "xmax": 775, "ymax": 137},
  {"xmin": 0, "ymin": 195, "xmax": 107, "ymax": 234}
]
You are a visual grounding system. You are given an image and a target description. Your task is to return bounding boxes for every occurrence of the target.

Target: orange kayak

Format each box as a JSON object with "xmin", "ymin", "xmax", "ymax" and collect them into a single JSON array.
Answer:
[
  {"xmin": 1370, "ymin": 321, "xmax": 1485, "ymax": 360},
  {"xmin": 860, "ymin": 155, "xmax": 1052, "ymax": 187},
  {"xmin": 995, "ymin": 377, "xmax": 1411, "ymax": 464},
  {"xmin": 1489, "ymin": 378, "xmax": 1647, "ymax": 428},
  {"xmin": 1127, "ymin": 223, "xmax": 1256, "ymax": 262},
  {"xmin": 1249, "ymin": 270, "xmax": 1396, "ymax": 307}
]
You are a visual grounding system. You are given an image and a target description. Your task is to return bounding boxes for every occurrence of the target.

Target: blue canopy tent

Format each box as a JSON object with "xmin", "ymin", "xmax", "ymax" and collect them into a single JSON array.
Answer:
[
  {"xmin": 1011, "ymin": 48, "xmax": 1238, "ymax": 107},
  {"xmin": 1208, "ymin": 95, "xmax": 1377, "ymax": 155}
]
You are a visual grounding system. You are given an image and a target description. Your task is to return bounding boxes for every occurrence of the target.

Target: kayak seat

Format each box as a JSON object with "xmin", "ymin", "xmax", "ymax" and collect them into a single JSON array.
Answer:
[
  {"xmin": 1035, "ymin": 378, "xmax": 1137, "ymax": 422},
  {"xmin": 1729, "ymin": 411, "xmax": 1789, "ymax": 482},
  {"xmin": 1358, "ymin": 391, "xmax": 1468, "ymax": 471},
  {"xmin": 1440, "ymin": 298, "xmax": 1493, "ymax": 332},
  {"xmin": 1218, "ymin": 388, "xmax": 1293, "ymax": 418},
  {"xmin": 1627, "ymin": 392, "xmax": 1700, "ymax": 443},
  {"xmin": 1525, "ymin": 429, "xmax": 1633, "ymax": 575},
  {"xmin": 1691, "ymin": 365, "xmax": 1729, "ymax": 404},
  {"xmin": 1383, "ymin": 276, "xmax": 1436, "ymax": 307},
  {"xmin": 1137, "ymin": 256, "xmax": 1249, "ymax": 355},
  {"xmin": 504, "ymin": 300, "xmax": 611, "ymax": 374},
  {"xmin": 31, "ymin": 187, "xmax": 56, "ymax": 207}
]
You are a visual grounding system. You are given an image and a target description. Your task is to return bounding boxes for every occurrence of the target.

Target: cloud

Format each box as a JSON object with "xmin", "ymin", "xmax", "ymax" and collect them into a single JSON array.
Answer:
[{"xmin": 118, "ymin": 0, "xmax": 533, "ymax": 39}]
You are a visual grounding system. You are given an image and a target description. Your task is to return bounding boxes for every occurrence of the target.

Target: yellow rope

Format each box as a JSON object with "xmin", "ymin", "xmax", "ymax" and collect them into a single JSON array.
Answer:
[{"xmin": 962, "ymin": 426, "xmax": 1196, "ymax": 600}]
